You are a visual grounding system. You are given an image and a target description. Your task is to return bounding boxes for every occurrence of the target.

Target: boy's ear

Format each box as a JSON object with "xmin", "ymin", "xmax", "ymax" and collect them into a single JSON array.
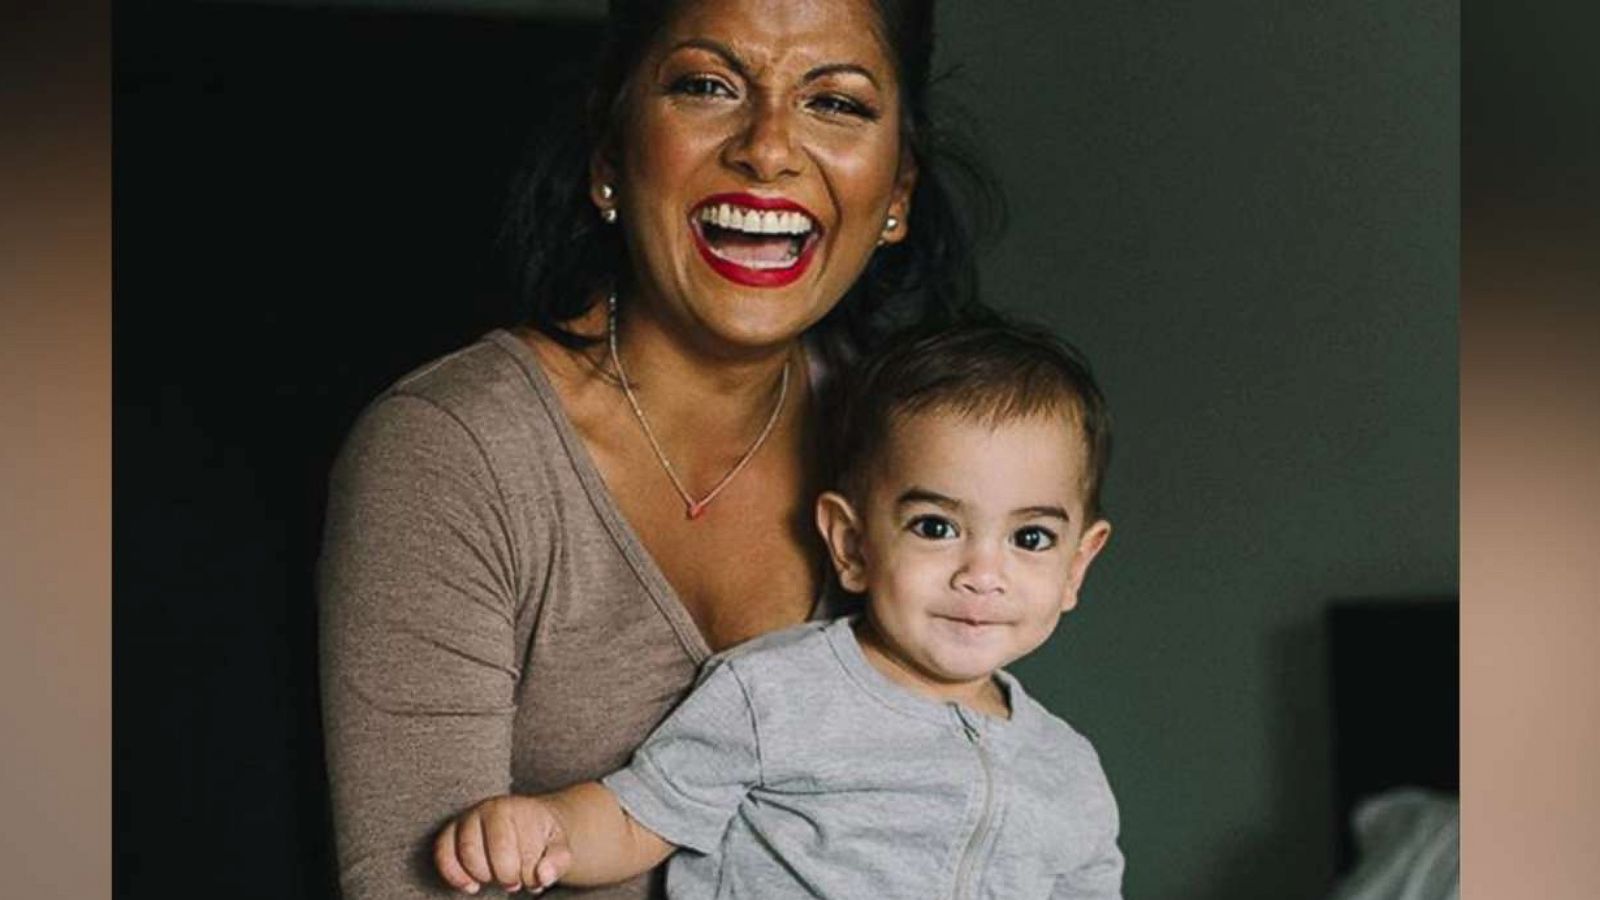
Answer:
[
  {"xmin": 815, "ymin": 491, "xmax": 869, "ymax": 593},
  {"xmin": 1060, "ymin": 519, "xmax": 1112, "ymax": 613}
]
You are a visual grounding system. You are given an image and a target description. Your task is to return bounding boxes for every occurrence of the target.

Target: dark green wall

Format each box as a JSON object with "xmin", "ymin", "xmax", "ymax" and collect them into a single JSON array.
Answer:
[{"xmin": 933, "ymin": 4, "xmax": 1458, "ymax": 898}]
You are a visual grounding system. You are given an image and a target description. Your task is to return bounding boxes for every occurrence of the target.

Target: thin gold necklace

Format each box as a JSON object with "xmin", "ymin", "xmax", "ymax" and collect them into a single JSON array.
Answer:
[{"xmin": 607, "ymin": 293, "xmax": 790, "ymax": 520}]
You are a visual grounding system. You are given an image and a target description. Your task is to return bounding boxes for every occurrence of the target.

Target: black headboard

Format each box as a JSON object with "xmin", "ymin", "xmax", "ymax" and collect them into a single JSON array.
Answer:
[{"xmin": 1326, "ymin": 598, "xmax": 1459, "ymax": 871}]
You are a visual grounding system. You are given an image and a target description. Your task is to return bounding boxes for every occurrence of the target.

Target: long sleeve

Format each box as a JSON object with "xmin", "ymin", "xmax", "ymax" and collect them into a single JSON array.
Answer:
[{"xmin": 319, "ymin": 392, "xmax": 527, "ymax": 899}]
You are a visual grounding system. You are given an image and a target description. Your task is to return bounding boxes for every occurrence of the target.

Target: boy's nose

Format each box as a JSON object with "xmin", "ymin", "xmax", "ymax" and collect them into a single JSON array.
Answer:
[{"xmin": 952, "ymin": 543, "xmax": 1006, "ymax": 595}]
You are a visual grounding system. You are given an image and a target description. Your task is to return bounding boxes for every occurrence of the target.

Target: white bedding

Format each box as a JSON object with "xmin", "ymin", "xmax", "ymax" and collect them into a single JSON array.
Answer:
[{"xmin": 1327, "ymin": 788, "xmax": 1459, "ymax": 900}]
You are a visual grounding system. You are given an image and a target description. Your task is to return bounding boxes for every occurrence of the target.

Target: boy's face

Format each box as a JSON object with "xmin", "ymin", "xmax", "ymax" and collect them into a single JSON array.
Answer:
[{"xmin": 817, "ymin": 409, "xmax": 1112, "ymax": 704}]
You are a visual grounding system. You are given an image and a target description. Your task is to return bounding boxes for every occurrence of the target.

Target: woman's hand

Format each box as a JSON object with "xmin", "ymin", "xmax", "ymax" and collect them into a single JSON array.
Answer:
[{"xmin": 435, "ymin": 795, "xmax": 573, "ymax": 895}]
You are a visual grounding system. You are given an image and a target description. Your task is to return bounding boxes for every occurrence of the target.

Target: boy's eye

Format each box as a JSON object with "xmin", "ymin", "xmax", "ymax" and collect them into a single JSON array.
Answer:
[
  {"xmin": 907, "ymin": 515, "xmax": 958, "ymax": 540},
  {"xmin": 1012, "ymin": 526, "xmax": 1058, "ymax": 552},
  {"xmin": 669, "ymin": 74, "xmax": 737, "ymax": 99}
]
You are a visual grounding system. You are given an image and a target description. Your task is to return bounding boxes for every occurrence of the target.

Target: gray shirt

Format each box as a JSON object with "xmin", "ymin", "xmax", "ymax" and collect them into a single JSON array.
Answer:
[{"xmin": 603, "ymin": 618, "xmax": 1124, "ymax": 900}]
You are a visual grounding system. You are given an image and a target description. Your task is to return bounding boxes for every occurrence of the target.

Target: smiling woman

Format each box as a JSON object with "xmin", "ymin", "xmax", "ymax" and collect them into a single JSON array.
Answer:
[
  {"xmin": 602, "ymin": 0, "xmax": 915, "ymax": 344},
  {"xmin": 317, "ymin": 1, "xmax": 998, "ymax": 898}
]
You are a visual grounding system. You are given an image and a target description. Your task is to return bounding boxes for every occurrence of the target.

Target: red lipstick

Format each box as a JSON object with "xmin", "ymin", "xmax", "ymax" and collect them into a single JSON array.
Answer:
[{"xmin": 690, "ymin": 192, "xmax": 821, "ymax": 288}]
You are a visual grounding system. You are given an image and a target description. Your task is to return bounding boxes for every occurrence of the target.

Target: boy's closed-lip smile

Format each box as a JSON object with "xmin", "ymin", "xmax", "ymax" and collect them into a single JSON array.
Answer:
[{"xmin": 933, "ymin": 611, "xmax": 1007, "ymax": 628}]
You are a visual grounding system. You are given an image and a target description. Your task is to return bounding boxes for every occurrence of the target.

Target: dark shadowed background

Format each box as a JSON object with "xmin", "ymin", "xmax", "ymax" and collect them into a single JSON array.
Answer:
[{"xmin": 113, "ymin": 1, "xmax": 1458, "ymax": 898}]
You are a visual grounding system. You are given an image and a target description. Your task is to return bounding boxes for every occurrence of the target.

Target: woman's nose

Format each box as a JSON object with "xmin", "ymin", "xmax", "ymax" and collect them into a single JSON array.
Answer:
[
  {"xmin": 722, "ymin": 96, "xmax": 804, "ymax": 182},
  {"xmin": 952, "ymin": 541, "xmax": 1006, "ymax": 596}
]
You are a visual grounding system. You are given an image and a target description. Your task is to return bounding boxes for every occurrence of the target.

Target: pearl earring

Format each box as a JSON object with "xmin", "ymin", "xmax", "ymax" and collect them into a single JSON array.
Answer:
[
  {"xmin": 599, "ymin": 184, "xmax": 615, "ymax": 200},
  {"xmin": 877, "ymin": 214, "xmax": 900, "ymax": 247},
  {"xmin": 598, "ymin": 184, "xmax": 618, "ymax": 223}
]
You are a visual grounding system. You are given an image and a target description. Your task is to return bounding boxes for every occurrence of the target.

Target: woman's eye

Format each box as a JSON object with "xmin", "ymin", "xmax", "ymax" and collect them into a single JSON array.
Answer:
[
  {"xmin": 1012, "ymin": 526, "xmax": 1058, "ymax": 552},
  {"xmin": 670, "ymin": 74, "xmax": 736, "ymax": 99},
  {"xmin": 908, "ymin": 516, "xmax": 958, "ymax": 540},
  {"xmin": 808, "ymin": 93, "xmax": 877, "ymax": 120}
]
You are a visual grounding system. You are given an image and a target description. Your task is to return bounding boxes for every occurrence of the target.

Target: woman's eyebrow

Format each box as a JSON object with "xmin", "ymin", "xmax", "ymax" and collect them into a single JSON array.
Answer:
[
  {"xmin": 803, "ymin": 63, "xmax": 881, "ymax": 89},
  {"xmin": 664, "ymin": 37, "xmax": 752, "ymax": 80},
  {"xmin": 663, "ymin": 39, "xmax": 880, "ymax": 90}
]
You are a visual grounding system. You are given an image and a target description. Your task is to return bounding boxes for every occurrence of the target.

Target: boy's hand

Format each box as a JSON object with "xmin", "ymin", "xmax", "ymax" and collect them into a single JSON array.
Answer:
[{"xmin": 435, "ymin": 795, "xmax": 574, "ymax": 895}]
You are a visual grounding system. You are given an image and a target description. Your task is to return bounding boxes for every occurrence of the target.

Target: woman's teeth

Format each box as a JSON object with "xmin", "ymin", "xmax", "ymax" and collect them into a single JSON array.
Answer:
[
  {"xmin": 695, "ymin": 203, "xmax": 815, "ymax": 270},
  {"xmin": 696, "ymin": 204, "xmax": 814, "ymax": 236}
]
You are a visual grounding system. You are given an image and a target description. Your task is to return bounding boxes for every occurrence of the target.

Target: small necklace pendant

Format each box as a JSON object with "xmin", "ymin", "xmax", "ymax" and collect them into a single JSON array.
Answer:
[{"xmin": 609, "ymin": 291, "xmax": 787, "ymax": 526}]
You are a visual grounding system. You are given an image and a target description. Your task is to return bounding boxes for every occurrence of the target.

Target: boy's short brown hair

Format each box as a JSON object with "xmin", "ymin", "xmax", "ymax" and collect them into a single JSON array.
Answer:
[{"xmin": 832, "ymin": 320, "xmax": 1112, "ymax": 521}]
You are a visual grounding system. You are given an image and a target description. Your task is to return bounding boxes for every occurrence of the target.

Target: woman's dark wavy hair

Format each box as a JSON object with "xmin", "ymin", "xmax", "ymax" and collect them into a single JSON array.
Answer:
[{"xmin": 500, "ymin": 0, "xmax": 1004, "ymax": 363}]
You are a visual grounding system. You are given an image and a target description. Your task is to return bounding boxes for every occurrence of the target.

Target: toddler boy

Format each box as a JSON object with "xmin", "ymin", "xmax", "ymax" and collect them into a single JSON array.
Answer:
[{"xmin": 435, "ymin": 322, "xmax": 1124, "ymax": 899}]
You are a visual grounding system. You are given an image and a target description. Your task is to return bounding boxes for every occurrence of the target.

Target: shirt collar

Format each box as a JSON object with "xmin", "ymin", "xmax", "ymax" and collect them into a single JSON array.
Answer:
[{"xmin": 823, "ymin": 615, "xmax": 1037, "ymax": 741}]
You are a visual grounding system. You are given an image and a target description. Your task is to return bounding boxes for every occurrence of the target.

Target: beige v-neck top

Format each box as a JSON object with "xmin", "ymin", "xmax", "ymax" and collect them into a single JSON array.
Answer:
[{"xmin": 320, "ymin": 330, "xmax": 819, "ymax": 899}]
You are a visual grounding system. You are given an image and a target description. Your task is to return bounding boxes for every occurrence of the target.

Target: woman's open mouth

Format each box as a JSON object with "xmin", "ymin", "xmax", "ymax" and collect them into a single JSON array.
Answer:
[{"xmin": 690, "ymin": 193, "xmax": 821, "ymax": 288}]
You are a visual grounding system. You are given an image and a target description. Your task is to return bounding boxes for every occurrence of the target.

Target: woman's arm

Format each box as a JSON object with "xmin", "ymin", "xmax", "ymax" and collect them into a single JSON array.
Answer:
[
  {"xmin": 320, "ymin": 393, "xmax": 528, "ymax": 899},
  {"xmin": 434, "ymin": 782, "xmax": 675, "ymax": 893}
]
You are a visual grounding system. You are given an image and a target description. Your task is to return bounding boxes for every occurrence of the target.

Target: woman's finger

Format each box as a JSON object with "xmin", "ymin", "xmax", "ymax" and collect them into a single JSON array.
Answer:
[
  {"xmin": 455, "ymin": 809, "xmax": 495, "ymax": 886},
  {"xmin": 432, "ymin": 821, "xmax": 481, "ymax": 894},
  {"xmin": 481, "ymin": 801, "xmax": 526, "ymax": 891}
]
